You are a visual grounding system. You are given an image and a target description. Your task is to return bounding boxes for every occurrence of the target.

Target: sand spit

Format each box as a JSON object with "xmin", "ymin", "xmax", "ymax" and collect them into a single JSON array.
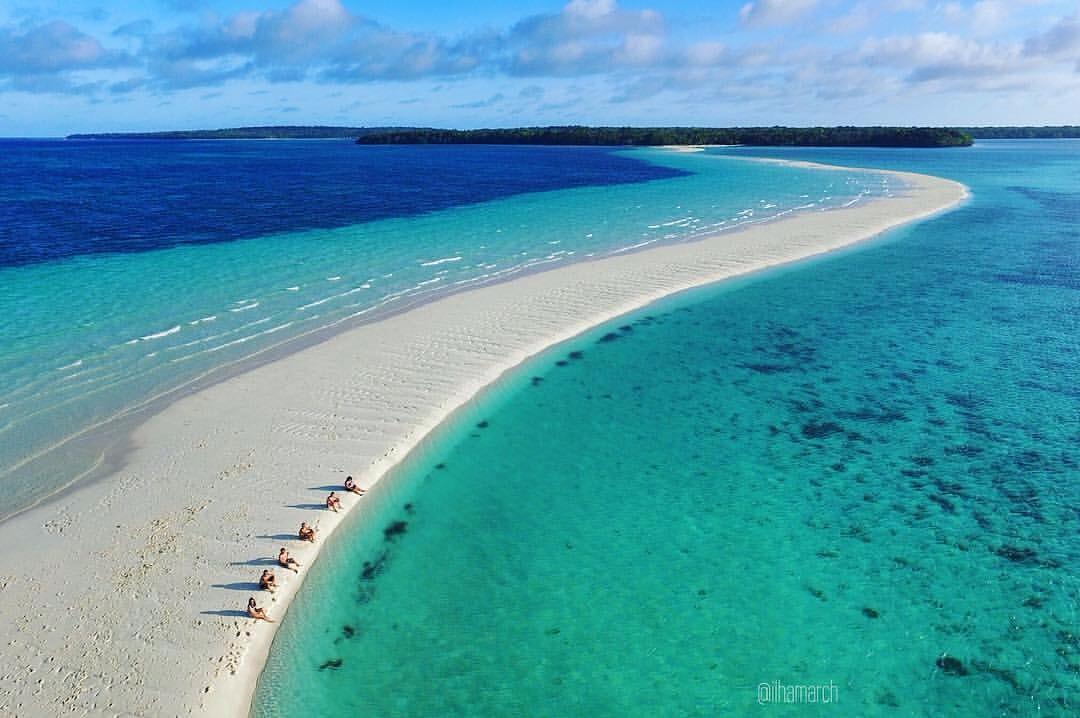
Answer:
[{"xmin": 0, "ymin": 165, "xmax": 966, "ymax": 717}]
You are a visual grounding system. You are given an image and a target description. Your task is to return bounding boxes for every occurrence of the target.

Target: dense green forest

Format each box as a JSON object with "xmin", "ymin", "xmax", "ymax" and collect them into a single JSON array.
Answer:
[
  {"xmin": 959, "ymin": 126, "xmax": 1080, "ymax": 139},
  {"xmin": 355, "ymin": 126, "xmax": 973, "ymax": 147},
  {"xmin": 67, "ymin": 125, "xmax": 417, "ymax": 140}
]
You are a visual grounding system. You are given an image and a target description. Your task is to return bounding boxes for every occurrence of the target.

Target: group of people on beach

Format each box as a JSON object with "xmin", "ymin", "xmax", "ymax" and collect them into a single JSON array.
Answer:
[{"xmin": 246, "ymin": 476, "xmax": 366, "ymax": 622}]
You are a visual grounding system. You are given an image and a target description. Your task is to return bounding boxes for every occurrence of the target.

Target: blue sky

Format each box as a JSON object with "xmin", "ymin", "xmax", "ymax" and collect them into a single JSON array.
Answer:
[{"xmin": 1, "ymin": 0, "xmax": 1078, "ymax": 135}]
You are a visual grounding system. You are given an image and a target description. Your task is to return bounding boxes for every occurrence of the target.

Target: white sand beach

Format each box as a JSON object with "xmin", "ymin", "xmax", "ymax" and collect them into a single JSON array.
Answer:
[{"xmin": 0, "ymin": 165, "xmax": 966, "ymax": 717}]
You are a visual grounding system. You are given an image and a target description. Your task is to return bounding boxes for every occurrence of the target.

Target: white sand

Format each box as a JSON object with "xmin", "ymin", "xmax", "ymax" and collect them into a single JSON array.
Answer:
[{"xmin": 0, "ymin": 165, "xmax": 966, "ymax": 717}]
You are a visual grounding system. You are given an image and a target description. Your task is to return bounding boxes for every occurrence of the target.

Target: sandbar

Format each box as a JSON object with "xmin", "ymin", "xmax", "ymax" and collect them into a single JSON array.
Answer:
[{"xmin": 0, "ymin": 162, "xmax": 966, "ymax": 717}]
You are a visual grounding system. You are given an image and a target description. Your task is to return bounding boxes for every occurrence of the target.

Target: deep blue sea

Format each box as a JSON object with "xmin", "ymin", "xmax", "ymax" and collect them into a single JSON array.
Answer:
[
  {"xmin": 0, "ymin": 140, "xmax": 885, "ymax": 519},
  {"xmin": 252, "ymin": 141, "xmax": 1078, "ymax": 717}
]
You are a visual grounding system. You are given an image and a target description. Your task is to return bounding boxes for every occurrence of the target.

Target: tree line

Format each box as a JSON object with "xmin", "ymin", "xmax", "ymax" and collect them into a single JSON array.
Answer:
[{"xmin": 354, "ymin": 126, "xmax": 974, "ymax": 147}]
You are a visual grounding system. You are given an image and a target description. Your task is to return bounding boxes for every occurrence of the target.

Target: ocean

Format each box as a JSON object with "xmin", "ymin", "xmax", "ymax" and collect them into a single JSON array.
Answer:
[
  {"xmin": 0, "ymin": 141, "xmax": 885, "ymax": 520},
  {"xmin": 251, "ymin": 141, "xmax": 1078, "ymax": 717}
]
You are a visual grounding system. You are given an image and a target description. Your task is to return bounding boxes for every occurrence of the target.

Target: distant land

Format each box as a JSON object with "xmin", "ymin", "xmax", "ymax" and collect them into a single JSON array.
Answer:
[
  {"xmin": 66, "ymin": 125, "xmax": 419, "ymax": 140},
  {"xmin": 958, "ymin": 125, "xmax": 1080, "ymax": 139},
  {"xmin": 65, "ymin": 125, "xmax": 1080, "ymax": 145},
  {"xmin": 355, "ymin": 126, "xmax": 975, "ymax": 147}
]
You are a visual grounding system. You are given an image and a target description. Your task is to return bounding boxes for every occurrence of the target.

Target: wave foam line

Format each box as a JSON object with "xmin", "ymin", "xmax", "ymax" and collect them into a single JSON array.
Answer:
[
  {"xmin": 141, "ymin": 325, "xmax": 181, "ymax": 341},
  {"xmin": 420, "ymin": 256, "xmax": 463, "ymax": 267}
]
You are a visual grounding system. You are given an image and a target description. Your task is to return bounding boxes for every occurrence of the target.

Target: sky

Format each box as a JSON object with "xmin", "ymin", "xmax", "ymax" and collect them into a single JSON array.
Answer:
[{"xmin": 1, "ymin": 0, "xmax": 1078, "ymax": 135}]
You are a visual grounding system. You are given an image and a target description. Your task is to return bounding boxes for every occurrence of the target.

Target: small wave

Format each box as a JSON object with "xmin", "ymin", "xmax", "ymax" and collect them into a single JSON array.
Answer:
[
  {"xmin": 327, "ymin": 276, "xmax": 342, "ymax": 282},
  {"xmin": 420, "ymin": 256, "xmax": 463, "ymax": 267},
  {"xmin": 611, "ymin": 240, "xmax": 657, "ymax": 254},
  {"xmin": 188, "ymin": 315, "xmax": 217, "ymax": 326},
  {"xmin": 229, "ymin": 303, "xmax": 259, "ymax": 313},
  {"xmin": 286, "ymin": 286, "xmax": 300, "ymax": 292},
  {"xmin": 141, "ymin": 325, "xmax": 181, "ymax": 341},
  {"xmin": 170, "ymin": 321, "xmax": 296, "ymax": 362},
  {"xmin": 58, "ymin": 360, "xmax": 83, "ymax": 371},
  {"xmin": 416, "ymin": 277, "xmax": 443, "ymax": 287},
  {"xmin": 298, "ymin": 297, "xmax": 334, "ymax": 311}
]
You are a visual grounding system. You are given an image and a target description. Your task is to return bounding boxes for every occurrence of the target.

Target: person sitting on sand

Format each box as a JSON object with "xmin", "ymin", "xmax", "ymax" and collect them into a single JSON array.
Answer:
[
  {"xmin": 298, "ymin": 522, "xmax": 316, "ymax": 543},
  {"xmin": 344, "ymin": 475, "xmax": 365, "ymax": 496},
  {"xmin": 247, "ymin": 597, "xmax": 273, "ymax": 622},
  {"xmin": 326, "ymin": 491, "xmax": 342, "ymax": 512},
  {"xmin": 278, "ymin": 547, "xmax": 300, "ymax": 572},
  {"xmin": 259, "ymin": 569, "xmax": 277, "ymax": 592}
]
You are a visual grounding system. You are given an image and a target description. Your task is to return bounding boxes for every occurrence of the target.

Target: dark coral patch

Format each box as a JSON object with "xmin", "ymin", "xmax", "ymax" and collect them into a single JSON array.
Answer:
[
  {"xmin": 945, "ymin": 393, "xmax": 980, "ymax": 410},
  {"xmin": 319, "ymin": 658, "xmax": 343, "ymax": 670},
  {"xmin": 597, "ymin": 332, "xmax": 621, "ymax": 343},
  {"xmin": 383, "ymin": 520, "xmax": 408, "ymax": 541},
  {"xmin": 739, "ymin": 363, "xmax": 796, "ymax": 374},
  {"xmin": 945, "ymin": 444, "xmax": 984, "ymax": 457},
  {"xmin": 936, "ymin": 655, "xmax": 968, "ymax": 676},
  {"xmin": 360, "ymin": 551, "xmax": 388, "ymax": 581},
  {"xmin": 568, "ymin": 350, "xmax": 584, "ymax": 360},
  {"xmin": 801, "ymin": 421, "xmax": 845, "ymax": 439},
  {"xmin": 476, "ymin": 420, "xmax": 489, "ymax": 429},
  {"xmin": 862, "ymin": 607, "xmax": 880, "ymax": 619},
  {"xmin": 929, "ymin": 494, "xmax": 956, "ymax": 513}
]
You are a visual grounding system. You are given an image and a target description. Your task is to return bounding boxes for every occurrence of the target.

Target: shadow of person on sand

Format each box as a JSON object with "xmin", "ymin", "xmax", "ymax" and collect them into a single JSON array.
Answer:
[
  {"xmin": 256, "ymin": 533, "xmax": 299, "ymax": 541},
  {"xmin": 230, "ymin": 557, "xmax": 278, "ymax": 567},
  {"xmin": 201, "ymin": 609, "xmax": 248, "ymax": 618},
  {"xmin": 212, "ymin": 581, "xmax": 261, "ymax": 592},
  {"xmin": 286, "ymin": 503, "xmax": 326, "ymax": 510}
]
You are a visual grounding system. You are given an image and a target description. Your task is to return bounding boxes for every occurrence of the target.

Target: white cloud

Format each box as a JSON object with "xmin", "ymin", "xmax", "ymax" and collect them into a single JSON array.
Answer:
[
  {"xmin": 739, "ymin": 0, "xmax": 820, "ymax": 27},
  {"xmin": 564, "ymin": 0, "xmax": 617, "ymax": 20},
  {"xmin": 941, "ymin": 1, "xmax": 1009, "ymax": 37},
  {"xmin": 1024, "ymin": 15, "xmax": 1080, "ymax": 59},
  {"xmin": 828, "ymin": 2, "xmax": 873, "ymax": 34}
]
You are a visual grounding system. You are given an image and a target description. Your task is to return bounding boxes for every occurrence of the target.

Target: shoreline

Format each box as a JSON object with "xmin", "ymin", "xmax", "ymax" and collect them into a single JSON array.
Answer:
[
  {"xmin": 0, "ymin": 163, "xmax": 966, "ymax": 718},
  {"xmin": 0, "ymin": 151, "xmax": 881, "ymax": 527}
]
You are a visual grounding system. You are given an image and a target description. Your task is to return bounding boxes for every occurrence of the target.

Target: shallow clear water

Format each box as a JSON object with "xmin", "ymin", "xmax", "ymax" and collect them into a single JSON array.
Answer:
[
  {"xmin": 0, "ymin": 144, "xmax": 885, "ymax": 518},
  {"xmin": 254, "ymin": 141, "xmax": 1079, "ymax": 717}
]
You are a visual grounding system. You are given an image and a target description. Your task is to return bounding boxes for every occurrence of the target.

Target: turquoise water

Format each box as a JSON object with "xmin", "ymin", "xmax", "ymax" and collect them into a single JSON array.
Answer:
[
  {"xmin": 0, "ymin": 147, "xmax": 884, "ymax": 519},
  {"xmin": 254, "ymin": 141, "xmax": 1078, "ymax": 717}
]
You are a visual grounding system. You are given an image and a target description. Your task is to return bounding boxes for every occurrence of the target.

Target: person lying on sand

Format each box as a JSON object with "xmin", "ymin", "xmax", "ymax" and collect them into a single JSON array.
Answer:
[
  {"xmin": 344, "ymin": 475, "xmax": 365, "ymax": 496},
  {"xmin": 278, "ymin": 547, "xmax": 300, "ymax": 572},
  {"xmin": 259, "ymin": 569, "xmax": 277, "ymax": 592},
  {"xmin": 247, "ymin": 597, "xmax": 273, "ymax": 622},
  {"xmin": 298, "ymin": 522, "xmax": 316, "ymax": 542},
  {"xmin": 326, "ymin": 491, "xmax": 342, "ymax": 512}
]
